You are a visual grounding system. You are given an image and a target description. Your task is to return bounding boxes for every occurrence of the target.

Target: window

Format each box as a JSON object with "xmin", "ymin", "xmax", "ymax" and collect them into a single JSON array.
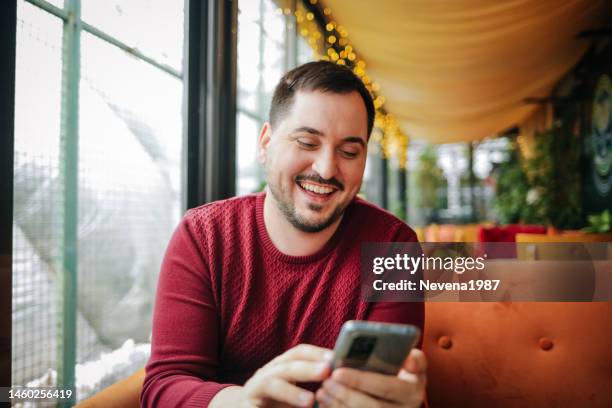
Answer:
[
  {"xmin": 13, "ymin": 0, "xmax": 184, "ymax": 400},
  {"xmin": 236, "ymin": 0, "xmax": 318, "ymax": 195}
]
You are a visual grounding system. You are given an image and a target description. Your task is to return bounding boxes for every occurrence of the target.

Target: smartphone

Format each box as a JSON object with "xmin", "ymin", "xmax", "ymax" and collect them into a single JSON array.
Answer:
[{"xmin": 331, "ymin": 320, "xmax": 421, "ymax": 375}]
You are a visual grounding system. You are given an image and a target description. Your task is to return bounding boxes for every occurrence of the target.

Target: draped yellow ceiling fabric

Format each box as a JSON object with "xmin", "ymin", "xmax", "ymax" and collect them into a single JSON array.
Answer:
[{"xmin": 322, "ymin": 0, "xmax": 612, "ymax": 143}]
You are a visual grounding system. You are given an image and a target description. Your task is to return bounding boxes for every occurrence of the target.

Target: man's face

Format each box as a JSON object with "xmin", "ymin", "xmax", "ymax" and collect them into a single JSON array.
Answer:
[{"xmin": 258, "ymin": 90, "xmax": 369, "ymax": 233}]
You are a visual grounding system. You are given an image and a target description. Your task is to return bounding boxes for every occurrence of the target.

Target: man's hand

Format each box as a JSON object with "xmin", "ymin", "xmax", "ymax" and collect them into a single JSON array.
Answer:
[
  {"xmin": 315, "ymin": 349, "xmax": 427, "ymax": 408},
  {"xmin": 237, "ymin": 344, "xmax": 332, "ymax": 407}
]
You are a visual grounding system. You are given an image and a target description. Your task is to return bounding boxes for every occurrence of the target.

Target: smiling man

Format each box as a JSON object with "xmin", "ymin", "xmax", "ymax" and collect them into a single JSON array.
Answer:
[{"xmin": 141, "ymin": 61, "xmax": 426, "ymax": 408}]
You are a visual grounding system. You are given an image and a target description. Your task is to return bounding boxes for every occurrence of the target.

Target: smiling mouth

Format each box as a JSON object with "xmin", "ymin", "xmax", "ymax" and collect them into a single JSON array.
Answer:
[{"xmin": 297, "ymin": 180, "xmax": 337, "ymax": 196}]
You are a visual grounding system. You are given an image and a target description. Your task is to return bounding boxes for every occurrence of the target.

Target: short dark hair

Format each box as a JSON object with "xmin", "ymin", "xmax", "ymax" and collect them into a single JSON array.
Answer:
[{"xmin": 269, "ymin": 61, "xmax": 375, "ymax": 137}]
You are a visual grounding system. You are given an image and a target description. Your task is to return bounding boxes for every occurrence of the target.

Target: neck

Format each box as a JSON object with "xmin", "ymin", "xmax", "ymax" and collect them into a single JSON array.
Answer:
[{"xmin": 263, "ymin": 193, "xmax": 342, "ymax": 257}]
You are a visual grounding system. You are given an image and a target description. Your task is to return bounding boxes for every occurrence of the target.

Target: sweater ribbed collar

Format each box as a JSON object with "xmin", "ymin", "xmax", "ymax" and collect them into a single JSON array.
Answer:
[{"xmin": 255, "ymin": 192, "xmax": 352, "ymax": 264}]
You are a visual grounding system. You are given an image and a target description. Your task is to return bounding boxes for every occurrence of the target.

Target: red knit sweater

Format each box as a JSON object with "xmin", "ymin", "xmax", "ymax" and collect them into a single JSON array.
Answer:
[{"xmin": 141, "ymin": 193, "xmax": 423, "ymax": 407}]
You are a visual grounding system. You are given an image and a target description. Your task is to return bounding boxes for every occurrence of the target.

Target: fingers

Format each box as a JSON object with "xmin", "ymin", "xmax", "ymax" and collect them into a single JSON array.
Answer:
[
  {"xmin": 400, "ymin": 349, "xmax": 427, "ymax": 402},
  {"xmin": 316, "ymin": 386, "xmax": 347, "ymax": 408},
  {"xmin": 403, "ymin": 349, "xmax": 427, "ymax": 374},
  {"xmin": 266, "ymin": 360, "xmax": 330, "ymax": 383},
  {"xmin": 317, "ymin": 379, "xmax": 390, "ymax": 408},
  {"xmin": 246, "ymin": 368, "xmax": 318, "ymax": 408},
  {"xmin": 397, "ymin": 368, "xmax": 427, "ymax": 406},
  {"xmin": 244, "ymin": 345, "xmax": 334, "ymax": 407},
  {"xmin": 330, "ymin": 362, "xmax": 426, "ymax": 405},
  {"xmin": 270, "ymin": 344, "xmax": 333, "ymax": 365},
  {"xmin": 258, "ymin": 378, "xmax": 315, "ymax": 407},
  {"xmin": 330, "ymin": 368, "xmax": 406, "ymax": 402}
]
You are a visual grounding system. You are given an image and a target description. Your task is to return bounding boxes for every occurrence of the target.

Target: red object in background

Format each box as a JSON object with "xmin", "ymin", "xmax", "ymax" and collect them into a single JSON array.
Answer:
[{"xmin": 477, "ymin": 224, "xmax": 547, "ymax": 258}]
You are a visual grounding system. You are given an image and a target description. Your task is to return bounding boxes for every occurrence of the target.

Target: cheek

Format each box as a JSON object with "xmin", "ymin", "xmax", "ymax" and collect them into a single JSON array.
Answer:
[
  {"xmin": 287, "ymin": 148, "xmax": 315, "ymax": 169},
  {"xmin": 270, "ymin": 148, "xmax": 312, "ymax": 178},
  {"xmin": 340, "ymin": 161, "xmax": 366, "ymax": 188}
]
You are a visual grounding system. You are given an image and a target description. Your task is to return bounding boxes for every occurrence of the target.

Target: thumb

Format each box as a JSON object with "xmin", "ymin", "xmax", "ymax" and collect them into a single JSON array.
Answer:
[{"xmin": 403, "ymin": 348, "xmax": 427, "ymax": 374}]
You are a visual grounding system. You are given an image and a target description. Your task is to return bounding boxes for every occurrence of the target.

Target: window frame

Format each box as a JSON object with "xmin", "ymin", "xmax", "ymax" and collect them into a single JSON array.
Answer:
[{"xmin": 0, "ymin": 0, "xmax": 17, "ymax": 390}]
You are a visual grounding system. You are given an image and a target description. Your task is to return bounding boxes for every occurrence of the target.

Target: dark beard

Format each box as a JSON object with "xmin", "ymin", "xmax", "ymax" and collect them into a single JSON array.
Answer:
[{"xmin": 268, "ymin": 182, "xmax": 347, "ymax": 233}]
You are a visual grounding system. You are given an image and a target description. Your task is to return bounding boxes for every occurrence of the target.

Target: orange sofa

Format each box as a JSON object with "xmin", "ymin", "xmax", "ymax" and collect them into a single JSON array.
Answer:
[
  {"xmin": 75, "ymin": 368, "xmax": 144, "ymax": 408},
  {"xmin": 424, "ymin": 301, "xmax": 612, "ymax": 407},
  {"xmin": 77, "ymin": 255, "xmax": 612, "ymax": 407},
  {"xmin": 78, "ymin": 298, "xmax": 612, "ymax": 407}
]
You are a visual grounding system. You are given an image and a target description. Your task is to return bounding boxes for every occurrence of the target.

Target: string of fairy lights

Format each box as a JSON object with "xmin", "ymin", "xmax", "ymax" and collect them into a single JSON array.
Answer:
[{"xmin": 276, "ymin": 0, "xmax": 410, "ymax": 168}]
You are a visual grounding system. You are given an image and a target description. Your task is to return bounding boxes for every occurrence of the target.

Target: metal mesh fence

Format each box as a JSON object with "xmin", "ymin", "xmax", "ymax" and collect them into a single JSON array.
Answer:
[
  {"xmin": 12, "ymin": 0, "xmax": 63, "ymax": 387},
  {"xmin": 76, "ymin": 30, "xmax": 182, "ymax": 365},
  {"xmin": 12, "ymin": 0, "xmax": 184, "ymax": 399}
]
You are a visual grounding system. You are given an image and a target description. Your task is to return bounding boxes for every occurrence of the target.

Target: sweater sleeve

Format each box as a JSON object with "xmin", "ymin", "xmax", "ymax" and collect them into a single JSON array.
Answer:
[
  {"xmin": 366, "ymin": 223, "xmax": 425, "ymax": 346},
  {"xmin": 141, "ymin": 214, "xmax": 234, "ymax": 407}
]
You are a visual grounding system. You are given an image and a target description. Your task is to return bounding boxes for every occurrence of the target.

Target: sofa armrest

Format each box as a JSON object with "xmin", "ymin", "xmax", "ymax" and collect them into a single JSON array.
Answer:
[{"xmin": 75, "ymin": 367, "xmax": 145, "ymax": 408}]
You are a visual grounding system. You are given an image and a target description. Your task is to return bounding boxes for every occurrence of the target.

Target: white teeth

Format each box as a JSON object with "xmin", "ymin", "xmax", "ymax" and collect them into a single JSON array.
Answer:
[{"xmin": 299, "ymin": 182, "xmax": 334, "ymax": 195}]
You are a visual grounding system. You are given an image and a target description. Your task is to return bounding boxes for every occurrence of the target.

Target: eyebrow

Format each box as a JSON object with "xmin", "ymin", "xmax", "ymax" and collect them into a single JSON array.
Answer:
[
  {"xmin": 292, "ymin": 126, "xmax": 323, "ymax": 136},
  {"xmin": 291, "ymin": 126, "xmax": 367, "ymax": 148}
]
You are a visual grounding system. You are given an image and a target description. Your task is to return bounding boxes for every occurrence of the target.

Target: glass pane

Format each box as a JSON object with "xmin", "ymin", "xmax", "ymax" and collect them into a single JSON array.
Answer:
[
  {"xmin": 237, "ymin": 17, "xmax": 261, "ymax": 114},
  {"xmin": 438, "ymin": 143, "xmax": 468, "ymax": 220},
  {"xmin": 238, "ymin": 0, "xmax": 261, "ymax": 23},
  {"xmin": 262, "ymin": 38, "xmax": 284, "ymax": 94},
  {"xmin": 297, "ymin": 35, "xmax": 313, "ymax": 65},
  {"xmin": 236, "ymin": 112, "xmax": 263, "ymax": 195},
  {"xmin": 13, "ymin": 0, "xmax": 63, "ymax": 387},
  {"xmin": 237, "ymin": 0, "xmax": 286, "ymax": 195},
  {"xmin": 263, "ymin": 0, "xmax": 286, "ymax": 44},
  {"xmin": 80, "ymin": 0, "xmax": 184, "ymax": 72},
  {"xmin": 75, "ymin": 31, "xmax": 183, "ymax": 398},
  {"xmin": 296, "ymin": 0, "xmax": 323, "ymax": 60},
  {"xmin": 236, "ymin": 0, "xmax": 320, "ymax": 195}
]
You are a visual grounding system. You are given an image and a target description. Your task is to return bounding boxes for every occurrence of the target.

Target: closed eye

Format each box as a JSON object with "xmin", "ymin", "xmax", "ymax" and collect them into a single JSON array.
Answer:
[
  {"xmin": 340, "ymin": 150, "xmax": 359, "ymax": 159},
  {"xmin": 297, "ymin": 140, "xmax": 318, "ymax": 149}
]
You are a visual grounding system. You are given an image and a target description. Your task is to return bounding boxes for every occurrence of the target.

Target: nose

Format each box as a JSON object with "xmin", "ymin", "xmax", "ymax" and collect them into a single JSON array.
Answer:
[{"xmin": 312, "ymin": 147, "xmax": 338, "ymax": 181}]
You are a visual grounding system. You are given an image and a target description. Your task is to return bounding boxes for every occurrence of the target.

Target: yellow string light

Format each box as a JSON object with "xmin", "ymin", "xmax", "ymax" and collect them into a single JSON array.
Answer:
[{"xmin": 293, "ymin": 2, "xmax": 410, "ymax": 167}]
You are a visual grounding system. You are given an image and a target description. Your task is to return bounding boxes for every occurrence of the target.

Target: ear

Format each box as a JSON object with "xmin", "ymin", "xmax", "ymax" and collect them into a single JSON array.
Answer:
[{"xmin": 257, "ymin": 122, "xmax": 272, "ymax": 164}]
